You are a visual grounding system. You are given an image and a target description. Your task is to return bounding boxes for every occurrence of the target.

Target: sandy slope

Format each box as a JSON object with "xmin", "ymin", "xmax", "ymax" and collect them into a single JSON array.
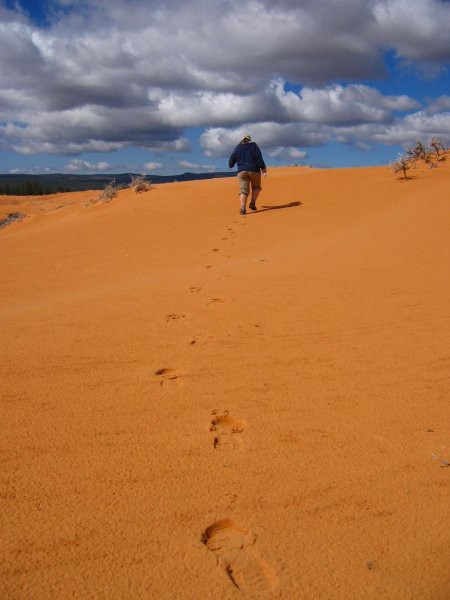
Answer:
[{"xmin": 1, "ymin": 160, "xmax": 449, "ymax": 600}]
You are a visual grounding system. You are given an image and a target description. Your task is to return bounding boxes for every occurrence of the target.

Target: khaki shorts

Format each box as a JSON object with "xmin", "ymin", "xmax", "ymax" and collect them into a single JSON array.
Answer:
[{"xmin": 238, "ymin": 171, "xmax": 261, "ymax": 196}]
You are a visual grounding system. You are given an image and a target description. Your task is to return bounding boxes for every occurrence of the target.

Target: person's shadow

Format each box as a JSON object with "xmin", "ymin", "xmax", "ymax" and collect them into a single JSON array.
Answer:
[{"xmin": 251, "ymin": 201, "xmax": 302, "ymax": 213}]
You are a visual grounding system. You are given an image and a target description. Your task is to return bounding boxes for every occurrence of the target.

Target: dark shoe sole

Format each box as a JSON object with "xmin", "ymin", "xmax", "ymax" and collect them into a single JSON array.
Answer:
[{"xmin": 249, "ymin": 203, "xmax": 257, "ymax": 211}]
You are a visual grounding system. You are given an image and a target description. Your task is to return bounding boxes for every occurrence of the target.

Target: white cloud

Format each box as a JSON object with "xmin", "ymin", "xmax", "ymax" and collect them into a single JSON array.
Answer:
[
  {"xmin": 0, "ymin": 0, "xmax": 448, "ymax": 160},
  {"xmin": 269, "ymin": 147, "xmax": 308, "ymax": 160},
  {"xmin": 201, "ymin": 110, "xmax": 450, "ymax": 158},
  {"xmin": 331, "ymin": 111, "xmax": 450, "ymax": 147},
  {"xmin": 155, "ymin": 82, "xmax": 420, "ymax": 129},
  {"xmin": 201, "ymin": 123, "xmax": 330, "ymax": 157},
  {"xmin": 9, "ymin": 166, "xmax": 55, "ymax": 174},
  {"xmin": 426, "ymin": 95, "xmax": 450, "ymax": 114},
  {"xmin": 0, "ymin": 104, "xmax": 189, "ymax": 154},
  {"xmin": 179, "ymin": 160, "xmax": 199, "ymax": 169},
  {"xmin": 178, "ymin": 160, "xmax": 216, "ymax": 171},
  {"xmin": 272, "ymin": 82, "xmax": 420, "ymax": 124},
  {"xmin": 143, "ymin": 162, "xmax": 163, "ymax": 171},
  {"xmin": 64, "ymin": 159, "xmax": 113, "ymax": 172},
  {"xmin": 373, "ymin": 0, "xmax": 450, "ymax": 65},
  {"xmin": 146, "ymin": 138, "xmax": 191, "ymax": 153}
]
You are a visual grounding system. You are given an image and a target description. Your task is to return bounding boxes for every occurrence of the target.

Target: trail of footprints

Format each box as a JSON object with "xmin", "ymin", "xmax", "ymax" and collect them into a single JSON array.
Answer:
[
  {"xmin": 204, "ymin": 411, "xmax": 278, "ymax": 596},
  {"xmin": 207, "ymin": 226, "xmax": 278, "ymax": 595},
  {"xmin": 159, "ymin": 222, "xmax": 278, "ymax": 595}
]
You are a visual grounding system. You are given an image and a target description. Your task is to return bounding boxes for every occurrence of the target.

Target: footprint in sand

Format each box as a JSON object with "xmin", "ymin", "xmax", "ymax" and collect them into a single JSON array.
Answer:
[
  {"xmin": 189, "ymin": 286, "xmax": 202, "ymax": 293},
  {"xmin": 165, "ymin": 313, "xmax": 186, "ymax": 322},
  {"xmin": 210, "ymin": 411, "xmax": 246, "ymax": 450},
  {"xmin": 203, "ymin": 519, "xmax": 278, "ymax": 598},
  {"xmin": 208, "ymin": 298, "xmax": 225, "ymax": 304},
  {"xmin": 154, "ymin": 367, "xmax": 182, "ymax": 386}
]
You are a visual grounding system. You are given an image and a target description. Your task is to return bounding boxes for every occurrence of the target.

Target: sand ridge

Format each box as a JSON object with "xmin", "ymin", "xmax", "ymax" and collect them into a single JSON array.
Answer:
[{"xmin": 1, "ymin": 161, "xmax": 449, "ymax": 599}]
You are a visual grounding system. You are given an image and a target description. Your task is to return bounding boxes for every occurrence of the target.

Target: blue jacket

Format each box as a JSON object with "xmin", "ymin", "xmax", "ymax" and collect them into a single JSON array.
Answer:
[{"xmin": 228, "ymin": 142, "xmax": 266, "ymax": 173}]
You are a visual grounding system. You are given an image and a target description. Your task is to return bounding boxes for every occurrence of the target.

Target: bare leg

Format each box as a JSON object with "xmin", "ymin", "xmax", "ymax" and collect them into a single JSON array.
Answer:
[{"xmin": 240, "ymin": 193, "xmax": 248, "ymax": 213}]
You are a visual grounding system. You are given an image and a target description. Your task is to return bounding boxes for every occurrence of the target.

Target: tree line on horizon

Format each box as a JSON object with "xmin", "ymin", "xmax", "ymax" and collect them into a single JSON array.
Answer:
[
  {"xmin": 0, "ymin": 180, "xmax": 72, "ymax": 196},
  {"xmin": 0, "ymin": 171, "xmax": 234, "ymax": 196}
]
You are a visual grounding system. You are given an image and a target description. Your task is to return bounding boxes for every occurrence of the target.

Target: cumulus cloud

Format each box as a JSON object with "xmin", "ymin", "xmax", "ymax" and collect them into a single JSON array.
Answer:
[
  {"xmin": 272, "ymin": 82, "xmax": 420, "ymax": 124},
  {"xmin": 64, "ymin": 159, "xmax": 113, "ymax": 172},
  {"xmin": 201, "ymin": 110, "xmax": 450, "ymax": 157},
  {"xmin": 10, "ymin": 166, "xmax": 55, "ymax": 174},
  {"xmin": 143, "ymin": 162, "xmax": 163, "ymax": 171},
  {"xmin": 179, "ymin": 160, "xmax": 200, "ymax": 169},
  {"xmin": 178, "ymin": 160, "xmax": 216, "ymax": 171},
  {"xmin": 201, "ymin": 123, "xmax": 331, "ymax": 157},
  {"xmin": 331, "ymin": 110, "xmax": 450, "ymax": 147},
  {"xmin": 155, "ymin": 82, "xmax": 420, "ymax": 129},
  {"xmin": 373, "ymin": 0, "xmax": 450, "ymax": 65},
  {"xmin": 148, "ymin": 138, "xmax": 191, "ymax": 153},
  {"xmin": 0, "ymin": 0, "xmax": 449, "ymax": 161},
  {"xmin": 269, "ymin": 147, "xmax": 308, "ymax": 160},
  {"xmin": 426, "ymin": 95, "xmax": 450, "ymax": 114},
  {"xmin": 0, "ymin": 103, "xmax": 190, "ymax": 155}
]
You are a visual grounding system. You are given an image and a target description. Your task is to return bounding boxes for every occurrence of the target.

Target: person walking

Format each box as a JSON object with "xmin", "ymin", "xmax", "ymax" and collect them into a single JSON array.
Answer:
[{"xmin": 228, "ymin": 134, "xmax": 267, "ymax": 215}]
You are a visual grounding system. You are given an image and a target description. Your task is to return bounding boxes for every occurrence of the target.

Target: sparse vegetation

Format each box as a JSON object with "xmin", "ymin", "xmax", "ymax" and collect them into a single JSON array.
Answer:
[
  {"xmin": 97, "ymin": 181, "xmax": 118, "ymax": 203},
  {"xmin": 407, "ymin": 139, "xmax": 429, "ymax": 162},
  {"xmin": 130, "ymin": 174, "xmax": 152, "ymax": 193},
  {"xmin": 391, "ymin": 153, "xmax": 413, "ymax": 180},
  {"xmin": 391, "ymin": 137, "xmax": 447, "ymax": 180},
  {"xmin": 0, "ymin": 212, "xmax": 27, "ymax": 230},
  {"xmin": 429, "ymin": 137, "xmax": 445, "ymax": 156}
]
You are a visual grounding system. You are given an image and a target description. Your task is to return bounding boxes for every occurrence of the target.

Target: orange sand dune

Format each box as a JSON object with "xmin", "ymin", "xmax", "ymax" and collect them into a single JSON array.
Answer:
[{"xmin": 1, "ymin": 160, "xmax": 449, "ymax": 599}]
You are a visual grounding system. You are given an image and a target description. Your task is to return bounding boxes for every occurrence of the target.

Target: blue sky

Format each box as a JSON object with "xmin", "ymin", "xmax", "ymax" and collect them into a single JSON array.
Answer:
[{"xmin": 0, "ymin": 0, "xmax": 449, "ymax": 174}]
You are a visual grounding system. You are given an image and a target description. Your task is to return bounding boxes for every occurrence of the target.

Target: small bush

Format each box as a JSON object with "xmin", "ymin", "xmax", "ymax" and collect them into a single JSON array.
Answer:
[
  {"xmin": 391, "ymin": 154, "xmax": 412, "ymax": 180},
  {"xmin": 97, "ymin": 181, "xmax": 118, "ymax": 203},
  {"xmin": 392, "ymin": 137, "xmax": 447, "ymax": 180},
  {"xmin": 0, "ymin": 212, "xmax": 27, "ymax": 229},
  {"xmin": 130, "ymin": 175, "xmax": 152, "ymax": 193},
  {"xmin": 430, "ymin": 137, "xmax": 446, "ymax": 156},
  {"xmin": 407, "ymin": 139, "xmax": 429, "ymax": 162}
]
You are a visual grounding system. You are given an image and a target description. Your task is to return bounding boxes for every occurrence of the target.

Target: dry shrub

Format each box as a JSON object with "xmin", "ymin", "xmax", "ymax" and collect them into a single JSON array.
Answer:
[
  {"xmin": 391, "ymin": 154, "xmax": 412, "ymax": 180},
  {"xmin": 406, "ymin": 139, "xmax": 429, "ymax": 162},
  {"xmin": 130, "ymin": 175, "xmax": 152, "ymax": 193},
  {"xmin": 429, "ymin": 137, "xmax": 446, "ymax": 156},
  {"xmin": 392, "ymin": 137, "xmax": 448, "ymax": 180},
  {"xmin": 0, "ymin": 212, "xmax": 26, "ymax": 229},
  {"xmin": 97, "ymin": 181, "xmax": 118, "ymax": 203}
]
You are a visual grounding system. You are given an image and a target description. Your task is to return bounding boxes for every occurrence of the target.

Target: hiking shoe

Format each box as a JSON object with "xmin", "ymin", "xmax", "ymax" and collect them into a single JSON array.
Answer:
[
  {"xmin": 249, "ymin": 202, "xmax": 257, "ymax": 211},
  {"xmin": 240, "ymin": 208, "xmax": 246, "ymax": 215}
]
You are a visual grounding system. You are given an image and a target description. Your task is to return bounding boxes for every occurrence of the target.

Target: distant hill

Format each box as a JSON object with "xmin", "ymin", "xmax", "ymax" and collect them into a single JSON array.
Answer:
[{"xmin": 0, "ymin": 171, "xmax": 235, "ymax": 195}]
